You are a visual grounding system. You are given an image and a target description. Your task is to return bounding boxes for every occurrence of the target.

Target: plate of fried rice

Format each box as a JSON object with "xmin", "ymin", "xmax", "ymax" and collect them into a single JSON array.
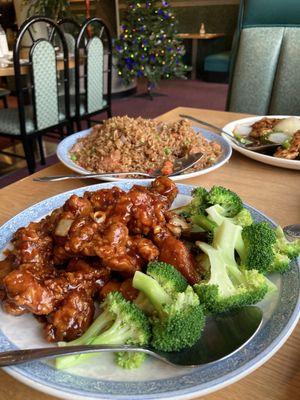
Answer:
[{"xmin": 57, "ymin": 116, "xmax": 232, "ymax": 181}]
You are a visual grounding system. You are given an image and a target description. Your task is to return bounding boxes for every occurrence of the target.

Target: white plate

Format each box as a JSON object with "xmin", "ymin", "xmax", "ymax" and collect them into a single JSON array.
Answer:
[
  {"xmin": 0, "ymin": 181, "xmax": 299, "ymax": 400},
  {"xmin": 56, "ymin": 127, "xmax": 232, "ymax": 182},
  {"xmin": 222, "ymin": 115, "xmax": 300, "ymax": 170}
]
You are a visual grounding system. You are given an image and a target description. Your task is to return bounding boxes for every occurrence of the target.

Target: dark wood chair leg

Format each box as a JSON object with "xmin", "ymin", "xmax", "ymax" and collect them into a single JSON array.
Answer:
[
  {"xmin": 87, "ymin": 118, "xmax": 91, "ymax": 128},
  {"xmin": 37, "ymin": 135, "xmax": 46, "ymax": 165},
  {"xmin": 107, "ymin": 107, "xmax": 112, "ymax": 119},
  {"xmin": 22, "ymin": 137, "xmax": 36, "ymax": 174}
]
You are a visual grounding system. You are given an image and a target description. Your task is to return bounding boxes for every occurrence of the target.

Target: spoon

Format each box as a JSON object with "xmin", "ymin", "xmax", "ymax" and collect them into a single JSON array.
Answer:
[
  {"xmin": 179, "ymin": 114, "xmax": 279, "ymax": 152},
  {"xmin": 33, "ymin": 152, "xmax": 204, "ymax": 182},
  {"xmin": 0, "ymin": 305, "xmax": 262, "ymax": 367}
]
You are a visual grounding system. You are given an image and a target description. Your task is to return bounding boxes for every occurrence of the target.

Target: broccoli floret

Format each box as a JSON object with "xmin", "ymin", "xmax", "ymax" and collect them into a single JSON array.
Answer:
[
  {"xmin": 175, "ymin": 187, "xmax": 208, "ymax": 218},
  {"xmin": 194, "ymin": 219, "xmax": 269, "ymax": 313},
  {"xmin": 191, "ymin": 214, "xmax": 218, "ymax": 233},
  {"xmin": 232, "ymin": 208, "xmax": 253, "ymax": 227},
  {"xmin": 115, "ymin": 351, "xmax": 147, "ymax": 369},
  {"xmin": 191, "ymin": 187, "xmax": 209, "ymax": 204},
  {"xmin": 147, "ymin": 261, "xmax": 188, "ymax": 294},
  {"xmin": 206, "ymin": 186, "xmax": 243, "ymax": 217},
  {"xmin": 175, "ymin": 187, "xmax": 244, "ymax": 237},
  {"xmin": 240, "ymin": 222, "xmax": 277, "ymax": 274},
  {"xmin": 134, "ymin": 262, "xmax": 188, "ymax": 314},
  {"xmin": 274, "ymin": 226, "xmax": 300, "ymax": 260},
  {"xmin": 240, "ymin": 222, "xmax": 298, "ymax": 275},
  {"xmin": 240, "ymin": 223, "xmax": 299, "ymax": 275},
  {"xmin": 132, "ymin": 269, "xmax": 205, "ymax": 352},
  {"xmin": 56, "ymin": 292, "xmax": 150, "ymax": 370},
  {"xmin": 134, "ymin": 292, "xmax": 155, "ymax": 315},
  {"xmin": 206, "ymin": 204, "xmax": 253, "ymax": 228}
]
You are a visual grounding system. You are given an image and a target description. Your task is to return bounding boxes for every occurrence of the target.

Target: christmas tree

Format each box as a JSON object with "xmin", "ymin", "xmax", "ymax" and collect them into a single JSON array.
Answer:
[{"xmin": 114, "ymin": 1, "xmax": 187, "ymax": 93}]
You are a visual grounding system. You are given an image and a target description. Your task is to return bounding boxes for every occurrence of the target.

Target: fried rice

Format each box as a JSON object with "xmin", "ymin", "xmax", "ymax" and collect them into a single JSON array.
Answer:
[{"xmin": 69, "ymin": 116, "xmax": 222, "ymax": 175}]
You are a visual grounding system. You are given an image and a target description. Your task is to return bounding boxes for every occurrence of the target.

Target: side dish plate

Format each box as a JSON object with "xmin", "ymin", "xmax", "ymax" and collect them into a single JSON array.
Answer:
[
  {"xmin": 0, "ymin": 181, "xmax": 299, "ymax": 400},
  {"xmin": 222, "ymin": 115, "xmax": 300, "ymax": 170},
  {"xmin": 56, "ymin": 128, "xmax": 232, "ymax": 181}
]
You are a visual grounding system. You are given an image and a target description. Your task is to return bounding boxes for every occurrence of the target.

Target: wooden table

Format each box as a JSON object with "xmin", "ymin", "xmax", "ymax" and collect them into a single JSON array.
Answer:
[
  {"xmin": 0, "ymin": 57, "xmax": 75, "ymax": 77},
  {"xmin": 0, "ymin": 107, "xmax": 299, "ymax": 400},
  {"xmin": 177, "ymin": 33, "xmax": 225, "ymax": 79}
]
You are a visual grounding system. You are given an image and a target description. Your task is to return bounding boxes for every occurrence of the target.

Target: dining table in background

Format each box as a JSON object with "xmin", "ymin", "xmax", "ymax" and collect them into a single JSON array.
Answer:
[
  {"xmin": 0, "ymin": 107, "xmax": 299, "ymax": 400},
  {"xmin": 0, "ymin": 57, "xmax": 75, "ymax": 78},
  {"xmin": 177, "ymin": 33, "xmax": 225, "ymax": 79}
]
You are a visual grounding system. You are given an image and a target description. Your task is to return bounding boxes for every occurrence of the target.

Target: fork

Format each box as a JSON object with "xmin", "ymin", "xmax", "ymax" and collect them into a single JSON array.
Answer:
[{"xmin": 180, "ymin": 114, "xmax": 279, "ymax": 152}]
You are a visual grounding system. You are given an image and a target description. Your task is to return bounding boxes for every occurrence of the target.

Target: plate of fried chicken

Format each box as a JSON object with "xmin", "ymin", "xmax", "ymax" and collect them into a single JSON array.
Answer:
[
  {"xmin": 223, "ymin": 116, "xmax": 300, "ymax": 170},
  {"xmin": 0, "ymin": 177, "xmax": 299, "ymax": 400}
]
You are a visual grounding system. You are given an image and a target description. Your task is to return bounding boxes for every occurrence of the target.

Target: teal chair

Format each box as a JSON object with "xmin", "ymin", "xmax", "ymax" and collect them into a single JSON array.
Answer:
[
  {"xmin": 227, "ymin": 0, "xmax": 300, "ymax": 115},
  {"xmin": 0, "ymin": 17, "xmax": 71, "ymax": 174}
]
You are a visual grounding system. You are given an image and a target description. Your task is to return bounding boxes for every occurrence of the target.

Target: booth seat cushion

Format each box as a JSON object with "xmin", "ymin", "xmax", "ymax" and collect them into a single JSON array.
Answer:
[{"xmin": 204, "ymin": 51, "xmax": 231, "ymax": 73}]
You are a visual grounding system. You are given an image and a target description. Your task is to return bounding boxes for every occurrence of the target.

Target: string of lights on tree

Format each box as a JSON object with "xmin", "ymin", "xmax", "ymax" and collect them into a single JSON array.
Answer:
[{"xmin": 114, "ymin": 0, "xmax": 188, "ymax": 89}]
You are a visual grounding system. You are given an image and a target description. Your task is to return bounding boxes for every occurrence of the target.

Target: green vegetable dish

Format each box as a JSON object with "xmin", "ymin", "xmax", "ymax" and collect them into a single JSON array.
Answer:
[{"xmin": 56, "ymin": 185, "xmax": 300, "ymax": 371}]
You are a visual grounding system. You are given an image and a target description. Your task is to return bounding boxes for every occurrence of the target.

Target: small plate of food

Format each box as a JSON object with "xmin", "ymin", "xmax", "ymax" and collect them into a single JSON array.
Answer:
[
  {"xmin": 0, "ymin": 177, "xmax": 299, "ymax": 400},
  {"xmin": 222, "ymin": 116, "xmax": 300, "ymax": 170},
  {"xmin": 57, "ymin": 116, "xmax": 232, "ymax": 181}
]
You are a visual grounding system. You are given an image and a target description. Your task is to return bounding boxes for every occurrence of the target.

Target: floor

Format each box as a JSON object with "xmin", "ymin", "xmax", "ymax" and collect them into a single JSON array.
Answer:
[{"xmin": 0, "ymin": 79, "xmax": 228, "ymax": 188}]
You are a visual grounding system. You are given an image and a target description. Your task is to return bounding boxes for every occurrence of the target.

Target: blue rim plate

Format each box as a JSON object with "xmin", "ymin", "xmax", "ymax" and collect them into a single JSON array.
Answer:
[
  {"xmin": 0, "ymin": 181, "xmax": 299, "ymax": 400},
  {"xmin": 56, "ymin": 127, "xmax": 232, "ymax": 182}
]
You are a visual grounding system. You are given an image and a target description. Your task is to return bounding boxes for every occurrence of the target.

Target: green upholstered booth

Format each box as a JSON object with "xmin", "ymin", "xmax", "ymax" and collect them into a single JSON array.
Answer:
[
  {"xmin": 204, "ymin": 51, "xmax": 231, "ymax": 74},
  {"xmin": 226, "ymin": 0, "xmax": 300, "ymax": 115}
]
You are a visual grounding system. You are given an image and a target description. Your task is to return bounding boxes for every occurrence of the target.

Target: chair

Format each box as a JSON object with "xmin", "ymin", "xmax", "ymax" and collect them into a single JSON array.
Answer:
[
  {"xmin": 75, "ymin": 17, "xmax": 112, "ymax": 130},
  {"xmin": 0, "ymin": 88, "xmax": 10, "ymax": 108},
  {"xmin": 57, "ymin": 18, "xmax": 81, "ymax": 95},
  {"xmin": 226, "ymin": 0, "xmax": 300, "ymax": 115},
  {"xmin": 55, "ymin": 19, "xmax": 81, "ymax": 124},
  {"xmin": 204, "ymin": 51, "xmax": 231, "ymax": 82},
  {"xmin": 0, "ymin": 16, "xmax": 70, "ymax": 174}
]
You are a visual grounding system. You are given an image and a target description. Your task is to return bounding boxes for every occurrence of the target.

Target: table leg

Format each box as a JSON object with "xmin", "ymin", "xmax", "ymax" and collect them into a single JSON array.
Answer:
[{"xmin": 191, "ymin": 39, "xmax": 198, "ymax": 80}]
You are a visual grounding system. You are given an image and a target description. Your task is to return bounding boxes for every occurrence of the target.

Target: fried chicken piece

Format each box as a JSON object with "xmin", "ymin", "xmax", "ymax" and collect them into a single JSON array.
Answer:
[
  {"xmin": 150, "ymin": 176, "xmax": 178, "ymax": 207},
  {"xmin": 3, "ymin": 263, "xmax": 57, "ymax": 315},
  {"xmin": 120, "ymin": 278, "xmax": 139, "ymax": 301},
  {"xmin": 130, "ymin": 237, "xmax": 159, "ymax": 261},
  {"xmin": 99, "ymin": 280, "xmax": 122, "ymax": 300},
  {"xmin": 158, "ymin": 236, "xmax": 200, "ymax": 285},
  {"xmin": 93, "ymin": 224, "xmax": 156, "ymax": 276},
  {"xmin": 3, "ymin": 261, "xmax": 108, "ymax": 316},
  {"xmin": 274, "ymin": 131, "xmax": 300, "ymax": 160},
  {"xmin": 99, "ymin": 279, "xmax": 139, "ymax": 302},
  {"xmin": 84, "ymin": 187, "xmax": 125, "ymax": 211},
  {"xmin": 53, "ymin": 217, "xmax": 100, "ymax": 264},
  {"xmin": 126, "ymin": 187, "xmax": 165, "ymax": 235},
  {"xmin": 250, "ymin": 118, "xmax": 280, "ymax": 138},
  {"xmin": 63, "ymin": 194, "xmax": 93, "ymax": 218},
  {"xmin": 66, "ymin": 258, "xmax": 110, "ymax": 289},
  {"xmin": 10, "ymin": 222, "xmax": 53, "ymax": 267},
  {"xmin": 44, "ymin": 290, "xmax": 95, "ymax": 342},
  {"xmin": 0, "ymin": 256, "xmax": 16, "ymax": 301}
]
